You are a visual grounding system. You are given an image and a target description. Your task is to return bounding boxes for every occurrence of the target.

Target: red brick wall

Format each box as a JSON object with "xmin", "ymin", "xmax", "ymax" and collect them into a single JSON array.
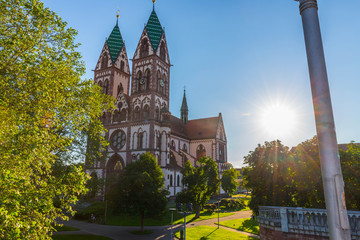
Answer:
[{"xmin": 260, "ymin": 227, "xmax": 328, "ymax": 240}]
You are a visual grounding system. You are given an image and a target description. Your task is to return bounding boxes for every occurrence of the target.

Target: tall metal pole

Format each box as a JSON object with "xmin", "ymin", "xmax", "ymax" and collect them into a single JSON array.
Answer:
[
  {"xmin": 183, "ymin": 213, "xmax": 186, "ymax": 240},
  {"xmin": 296, "ymin": 0, "xmax": 351, "ymax": 239}
]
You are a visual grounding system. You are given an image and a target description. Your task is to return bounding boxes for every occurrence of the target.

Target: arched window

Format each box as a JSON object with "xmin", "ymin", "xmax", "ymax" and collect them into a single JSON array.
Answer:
[
  {"xmin": 170, "ymin": 175, "xmax": 173, "ymax": 187},
  {"xmin": 101, "ymin": 54, "xmax": 108, "ymax": 69},
  {"xmin": 155, "ymin": 107, "xmax": 160, "ymax": 120},
  {"xmin": 196, "ymin": 144, "xmax": 206, "ymax": 160},
  {"xmin": 183, "ymin": 144, "xmax": 187, "ymax": 153},
  {"xmin": 162, "ymin": 74, "xmax": 166, "ymax": 95},
  {"xmin": 101, "ymin": 113, "xmax": 106, "ymax": 124},
  {"xmin": 137, "ymin": 132, "xmax": 143, "ymax": 149},
  {"xmin": 134, "ymin": 107, "xmax": 140, "ymax": 121},
  {"xmin": 171, "ymin": 140, "xmax": 176, "ymax": 150},
  {"xmin": 119, "ymin": 109, "xmax": 127, "ymax": 122},
  {"xmin": 113, "ymin": 110, "xmax": 120, "ymax": 122},
  {"xmin": 145, "ymin": 69, "xmax": 150, "ymax": 91},
  {"xmin": 137, "ymin": 71, "xmax": 142, "ymax": 92},
  {"xmin": 177, "ymin": 175, "xmax": 180, "ymax": 186},
  {"xmin": 117, "ymin": 83, "xmax": 123, "ymax": 95},
  {"xmin": 219, "ymin": 144, "xmax": 225, "ymax": 162},
  {"xmin": 157, "ymin": 133, "xmax": 161, "ymax": 149},
  {"xmin": 140, "ymin": 38, "xmax": 149, "ymax": 57},
  {"xmin": 157, "ymin": 71, "xmax": 161, "ymax": 92},
  {"xmin": 104, "ymin": 80, "xmax": 109, "ymax": 94},
  {"xmin": 160, "ymin": 41, "xmax": 166, "ymax": 61},
  {"xmin": 143, "ymin": 105, "xmax": 150, "ymax": 120},
  {"xmin": 120, "ymin": 60, "xmax": 125, "ymax": 71}
]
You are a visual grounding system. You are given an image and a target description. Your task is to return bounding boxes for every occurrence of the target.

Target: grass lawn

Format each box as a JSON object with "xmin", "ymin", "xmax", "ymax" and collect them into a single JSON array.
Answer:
[
  {"xmin": 106, "ymin": 201, "xmax": 235, "ymax": 226},
  {"xmin": 219, "ymin": 218, "xmax": 259, "ymax": 235},
  {"xmin": 173, "ymin": 211, "xmax": 234, "ymax": 224},
  {"xmin": 174, "ymin": 226, "xmax": 258, "ymax": 240},
  {"xmin": 52, "ymin": 235, "xmax": 112, "ymax": 240},
  {"xmin": 53, "ymin": 225, "xmax": 80, "ymax": 232}
]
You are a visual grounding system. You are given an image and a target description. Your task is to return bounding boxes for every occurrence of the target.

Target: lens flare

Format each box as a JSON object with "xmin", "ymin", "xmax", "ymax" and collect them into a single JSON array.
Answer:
[{"xmin": 259, "ymin": 102, "xmax": 297, "ymax": 138}]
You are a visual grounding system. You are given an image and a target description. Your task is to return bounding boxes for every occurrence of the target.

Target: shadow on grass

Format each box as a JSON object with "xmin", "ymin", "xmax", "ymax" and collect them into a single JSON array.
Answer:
[
  {"xmin": 200, "ymin": 228, "xmax": 218, "ymax": 240},
  {"xmin": 237, "ymin": 219, "xmax": 259, "ymax": 235}
]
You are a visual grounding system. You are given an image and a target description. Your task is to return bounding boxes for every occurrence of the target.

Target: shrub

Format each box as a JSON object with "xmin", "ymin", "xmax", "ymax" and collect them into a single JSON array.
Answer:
[
  {"xmin": 204, "ymin": 204, "xmax": 217, "ymax": 213},
  {"xmin": 74, "ymin": 201, "xmax": 106, "ymax": 222},
  {"xmin": 219, "ymin": 198, "xmax": 245, "ymax": 211}
]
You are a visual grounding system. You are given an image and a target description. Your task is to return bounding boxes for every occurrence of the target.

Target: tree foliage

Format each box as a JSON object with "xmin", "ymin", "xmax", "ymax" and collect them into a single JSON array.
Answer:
[
  {"xmin": 116, "ymin": 152, "xmax": 169, "ymax": 232},
  {"xmin": 0, "ymin": 0, "xmax": 112, "ymax": 238},
  {"xmin": 221, "ymin": 168, "xmax": 238, "ymax": 196},
  {"xmin": 176, "ymin": 157, "xmax": 220, "ymax": 218},
  {"xmin": 243, "ymin": 140, "xmax": 294, "ymax": 214},
  {"xmin": 244, "ymin": 137, "xmax": 360, "ymax": 215}
]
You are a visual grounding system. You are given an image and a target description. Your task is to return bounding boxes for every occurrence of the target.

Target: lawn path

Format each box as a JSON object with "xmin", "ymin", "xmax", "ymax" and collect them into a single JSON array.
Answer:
[{"xmin": 54, "ymin": 211, "xmax": 256, "ymax": 240}]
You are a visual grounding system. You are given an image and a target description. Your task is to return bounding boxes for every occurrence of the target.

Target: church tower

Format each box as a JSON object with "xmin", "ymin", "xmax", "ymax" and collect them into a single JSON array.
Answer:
[
  {"xmin": 94, "ymin": 16, "xmax": 130, "ymax": 99},
  {"xmin": 130, "ymin": 5, "xmax": 171, "ymax": 154},
  {"xmin": 181, "ymin": 90, "xmax": 188, "ymax": 124}
]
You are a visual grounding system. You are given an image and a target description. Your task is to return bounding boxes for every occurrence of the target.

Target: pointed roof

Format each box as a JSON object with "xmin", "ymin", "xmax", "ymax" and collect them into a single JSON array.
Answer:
[
  {"xmin": 145, "ymin": 9, "xmax": 163, "ymax": 51},
  {"xmin": 181, "ymin": 90, "xmax": 188, "ymax": 112},
  {"xmin": 107, "ymin": 23, "xmax": 124, "ymax": 63}
]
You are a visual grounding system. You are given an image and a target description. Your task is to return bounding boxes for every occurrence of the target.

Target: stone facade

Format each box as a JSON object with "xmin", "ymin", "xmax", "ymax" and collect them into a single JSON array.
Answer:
[{"xmin": 85, "ymin": 7, "xmax": 230, "ymax": 198}]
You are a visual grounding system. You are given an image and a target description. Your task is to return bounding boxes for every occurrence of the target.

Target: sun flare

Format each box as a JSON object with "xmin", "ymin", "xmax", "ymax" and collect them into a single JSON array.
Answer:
[{"xmin": 259, "ymin": 102, "xmax": 297, "ymax": 138}]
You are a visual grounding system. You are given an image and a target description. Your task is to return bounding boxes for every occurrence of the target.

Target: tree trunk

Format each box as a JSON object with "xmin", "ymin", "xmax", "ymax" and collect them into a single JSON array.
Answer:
[
  {"xmin": 140, "ymin": 211, "xmax": 145, "ymax": 232},
  {"xmin": 195, "ymin": 205, "xmax": 201, "ymax": 219}
]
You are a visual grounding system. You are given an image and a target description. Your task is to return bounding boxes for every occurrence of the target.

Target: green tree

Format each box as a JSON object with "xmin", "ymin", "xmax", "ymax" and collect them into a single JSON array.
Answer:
[
  {"xmin": 243, "ymin": 140, "xmax": 294, "ymax": 214},
  {"xmin": 0, "ymin": 0, "xmax": 112, "ymax": 238},
  {"xmin": 291, "ymin": 136, "xmax": 325, "ymax": 209},
  {"xmin": 116, "ymin": 152, "xmax": 169, "ymax": 232},
  {"xmin": 340, "ymin": 142, "xmax": 360, "ymax": 210},
  {"xmin": 221, "ymin": 168, "xmax": 238, "ymax": 196},
  {"xmin": 177, "ymin": 157, "xmax": 220, "ymax": 218}
]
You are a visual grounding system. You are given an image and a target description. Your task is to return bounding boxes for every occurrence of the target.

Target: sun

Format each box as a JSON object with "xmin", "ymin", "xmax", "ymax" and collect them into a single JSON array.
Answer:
[{"xmin": 259, "ymin": 102, "xmax": 297, "ymax": 138}]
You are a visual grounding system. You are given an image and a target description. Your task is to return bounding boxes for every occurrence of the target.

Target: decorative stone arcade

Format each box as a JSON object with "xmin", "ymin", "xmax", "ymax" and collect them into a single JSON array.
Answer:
[{"xmin": 258, "ymin": 206, "xmax": 360, "ymax": 239}]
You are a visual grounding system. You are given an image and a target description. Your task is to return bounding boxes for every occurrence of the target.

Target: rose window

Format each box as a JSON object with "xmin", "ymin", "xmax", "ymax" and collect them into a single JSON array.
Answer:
[{"xmin": 110, "ymin": 130, "xmax": 126, "ymax": 151}]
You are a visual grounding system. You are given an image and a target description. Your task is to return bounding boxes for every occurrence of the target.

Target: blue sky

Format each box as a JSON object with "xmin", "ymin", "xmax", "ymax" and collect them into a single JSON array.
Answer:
[{"xmin": 41, "ymin": 0, "xmax": 360, "ymax": 167}]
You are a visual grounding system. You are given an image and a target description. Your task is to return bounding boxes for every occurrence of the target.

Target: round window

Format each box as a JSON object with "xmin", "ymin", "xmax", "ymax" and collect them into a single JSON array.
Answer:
[{"xmin": 110, "ymin": 130, "xmax": 126, "ymax": 151}]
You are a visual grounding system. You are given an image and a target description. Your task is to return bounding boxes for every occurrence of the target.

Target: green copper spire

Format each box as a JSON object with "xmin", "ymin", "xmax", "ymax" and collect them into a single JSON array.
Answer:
[
  {"xmin": 145, "ymin": 9, "xmax": 163, "ymax": 51},
  {"xmin": 107, "ymin": 19, "xmax": 124, "ymax": 63},
  {"xmin": 181, "ymin": 89, "xmax": 189, "ymax": 124}
]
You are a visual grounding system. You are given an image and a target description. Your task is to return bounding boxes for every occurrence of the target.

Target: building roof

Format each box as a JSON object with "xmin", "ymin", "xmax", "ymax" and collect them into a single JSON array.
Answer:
[
  {"xmin": 186, "ymin": 117, "xmax": 219, "ymax": 140},
  {"xmin": 169, "ymin": 115, "xmax": 219, "ymax": 140},
  {"xmin": 170, "ymin": 115, "xmax": 188, "ymax": 139},
  {"xmin": 107, "ymin": 23, "xmax": 124, "ymax": 63},
  {"xmin": 145, "ymin": 9, "xmax": 163, "ymax": 51}
]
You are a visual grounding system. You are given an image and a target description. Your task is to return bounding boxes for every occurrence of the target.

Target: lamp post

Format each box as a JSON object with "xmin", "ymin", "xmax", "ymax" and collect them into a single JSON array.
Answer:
[
  {"xmin": 217, "ymin": 199, "xmax": 220, "ymax": 229},
  {"xmin": 295, "ymin": 0, "xmax": 351, "ymax": 239},
  {"xmin": 169, "ymin": 208, "xmax": 176, "ymax": 240}
]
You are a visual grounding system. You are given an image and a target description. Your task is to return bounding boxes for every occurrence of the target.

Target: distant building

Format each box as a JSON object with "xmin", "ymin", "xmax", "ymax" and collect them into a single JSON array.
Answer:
[{"xmin": 85, "ymin": 6, "xmax": 230, "ymax": 198}]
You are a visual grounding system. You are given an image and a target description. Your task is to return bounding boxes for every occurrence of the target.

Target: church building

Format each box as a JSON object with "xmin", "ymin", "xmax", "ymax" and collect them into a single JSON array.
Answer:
[{"xmin": 85, "ymin": 5, "xmax": 229, "ymax": 198}]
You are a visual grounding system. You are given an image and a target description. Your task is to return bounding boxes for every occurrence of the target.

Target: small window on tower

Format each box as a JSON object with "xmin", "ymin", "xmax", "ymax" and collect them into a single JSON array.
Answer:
[
  {"xmin": 160, "ymin": 41, "xmax": 166, "ymax": 61},
  {"xmin": 143, "ymin": 105, "xmax": 150, "ymax": 120},
  {"xmin": 134, "ymin": 107, "xmax": 140, "ymax": 121},
  {"xmin": 140, "ymin": 39, "xmax": 149, "ymax": 57},
  {"xmin": 120, "ymin": 61, "xmax": 125, "ymax": 71},
  {"xmin": 101, "ymin": 54, "xmax": 108, "ymax": 69}
]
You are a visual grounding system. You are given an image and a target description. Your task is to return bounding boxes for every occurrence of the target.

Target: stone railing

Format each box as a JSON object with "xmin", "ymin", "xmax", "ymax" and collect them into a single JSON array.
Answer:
[{"xmin": 258, "ymin": 206, "xmax": 360, "ymax": 239}]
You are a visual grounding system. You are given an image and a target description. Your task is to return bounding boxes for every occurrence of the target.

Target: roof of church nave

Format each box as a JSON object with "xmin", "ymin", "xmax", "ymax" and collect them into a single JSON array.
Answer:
[{"xmin": 170, "ymin": 115, "xmax": 220, "ymax": 140}]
